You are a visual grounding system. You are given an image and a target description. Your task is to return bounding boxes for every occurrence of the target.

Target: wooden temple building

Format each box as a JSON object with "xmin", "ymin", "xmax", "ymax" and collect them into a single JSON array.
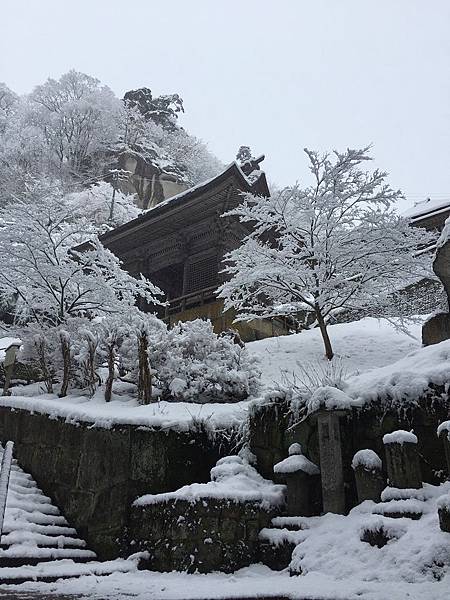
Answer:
[{"xmin": 101, "ymin": 158, "xmax": 290, "ymax": 340}]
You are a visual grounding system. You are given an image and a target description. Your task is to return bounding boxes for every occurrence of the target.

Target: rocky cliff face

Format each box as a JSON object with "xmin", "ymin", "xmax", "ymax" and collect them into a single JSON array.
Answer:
[{"xmin": 116, "ymin": 149, "xmax": 189, "ymax": 209}]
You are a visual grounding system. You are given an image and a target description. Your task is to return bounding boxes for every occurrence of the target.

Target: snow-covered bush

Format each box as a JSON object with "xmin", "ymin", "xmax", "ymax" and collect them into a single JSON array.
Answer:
[{"xmin": 156, "ymin": 319, "xmax": 261, "ymax": 403}]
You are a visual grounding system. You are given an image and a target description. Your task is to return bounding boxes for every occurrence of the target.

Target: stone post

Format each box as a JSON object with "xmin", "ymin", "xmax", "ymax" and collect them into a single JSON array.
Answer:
[
  {"xmin": 273, "ymin": 443, "xmax": 319, "ymax": 517},
  {"xmin": 437, "ymin": 422, "xmax": 450, "ymax": 477},
  {"xmin": 383, "ymin": 430, "xmax": 422, "ymax": 489},
  {"xmin": 438, "ymin": 496, "xmax": 450, "ymax": 533},
  {"xmin": 317, "ymin": 410, "xmax": 346, "ymax": 514},
  {"xmin": 351, "ymin": 449, "xmax": 385, "ymax": 503}
]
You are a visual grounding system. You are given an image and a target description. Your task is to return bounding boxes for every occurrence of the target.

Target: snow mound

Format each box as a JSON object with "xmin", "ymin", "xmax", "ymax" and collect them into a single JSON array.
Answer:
[
  {"xmin": 308, "ymin": 386, "xmax": 357, "ymax": 412},
  {"xmin": 134, "ymin": 456, "xmax": 286, "ymax": 509}
]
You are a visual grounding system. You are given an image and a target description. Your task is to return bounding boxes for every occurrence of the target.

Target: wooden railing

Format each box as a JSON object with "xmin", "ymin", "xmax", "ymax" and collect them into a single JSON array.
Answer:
[
  {"xmin": 0, "ymin": 441, "xmax": 14, "ymax": 538},
  {"xmin": 164, "ymin": 286, "xmax": 218, "ymax": 318}
]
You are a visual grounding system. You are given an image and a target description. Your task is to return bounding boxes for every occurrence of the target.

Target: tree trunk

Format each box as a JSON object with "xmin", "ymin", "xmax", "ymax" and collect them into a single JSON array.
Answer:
[
  {"xmin": 35, "ymin": 338, "xmax": 53, "ymax": 394},
  {"xmin": 138, "ymin": 331, "xmax": 152, "ymax": 405},
  {"xmin": 84, "ymin": 339, "xmax": 98, "ymax": 398},
  {"xmin": 316, "ymin": 311, "xmax": 334, "ymax": 360},
  {"xmin": 105, "ymin": 342, "xmax": 115, "ymax": 402},
  {"xmin": 58, "ymin": 335, "xmax": 71, "ymax": 398}
]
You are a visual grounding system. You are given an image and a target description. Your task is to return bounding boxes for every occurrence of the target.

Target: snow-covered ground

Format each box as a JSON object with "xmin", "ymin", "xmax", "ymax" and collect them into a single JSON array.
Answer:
[
  {"xmin": 250, "ymin": 317, "xmax": 423, "ymax": 390},
  {"xmin": 0, "ymin": 317, "xmax": 427, "ymax": 430},
  {"xmin": 1, "ymin": 564, "xmax": 448, "ymax": 599}
]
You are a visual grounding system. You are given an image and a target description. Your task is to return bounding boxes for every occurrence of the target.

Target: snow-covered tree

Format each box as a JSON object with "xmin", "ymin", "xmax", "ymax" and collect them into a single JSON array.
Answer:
[
  {"xmin": 236, "ymin": 146, "xmax": 252, "ymax": 164},
  {"xmin": 0, "ymin": 188, "xmax": 163, "ymax": 327},
  {"xmin": 219, "ymin": 147, "xmax": 435, "ymax": 359},
  {"xmin": 28, "ymin": 70, "xmax": 122, "ymax": 177},
  {"xmin": 63, "ymin": 180, "xmax": 140, "ymax": 231},
  {"xmin": 123, "ymin": 87, "xmax": 184, "ymax": 131}
]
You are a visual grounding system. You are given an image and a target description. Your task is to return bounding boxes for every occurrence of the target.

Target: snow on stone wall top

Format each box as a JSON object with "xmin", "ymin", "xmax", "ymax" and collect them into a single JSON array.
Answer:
[
  {"xmin": 382, "ymin": 430, "xmax": 418, "ymax": 445},
  {"xmin": 351, "ymin": 449, "xmax": 382, "ymax": 471},
  {"xmin": 273, "ymin": 454, "xmax": 319, "ymax": 476},
  {"xmin": 0, "ymin": 389, "xmax": 249, "ymax": 432},
  {"xmin": 133, "ymin": 456, "xmax": 286, "ymax": 509}
]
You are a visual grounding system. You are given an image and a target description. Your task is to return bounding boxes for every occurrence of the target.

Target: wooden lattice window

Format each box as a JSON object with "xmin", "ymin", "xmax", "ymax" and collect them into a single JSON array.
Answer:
[{"xmin": 185, "ymin": 255, "xmax": 218, "ymax": 294}]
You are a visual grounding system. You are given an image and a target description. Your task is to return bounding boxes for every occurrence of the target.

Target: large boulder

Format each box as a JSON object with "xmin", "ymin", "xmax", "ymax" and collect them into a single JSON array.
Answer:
[{"xmin": 422, "ymin": 232, "xmax": 450, "ymax": 346}]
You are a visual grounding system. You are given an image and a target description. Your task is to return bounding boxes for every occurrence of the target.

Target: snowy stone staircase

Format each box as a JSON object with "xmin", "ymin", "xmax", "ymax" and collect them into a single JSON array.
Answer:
[
  {"xmin": 0, "ymin": 447, "xmax": 137, "ymax": 584},
  {"xmin": 258, "ymin": 516, "xmax": 310, "ymax": 570}
]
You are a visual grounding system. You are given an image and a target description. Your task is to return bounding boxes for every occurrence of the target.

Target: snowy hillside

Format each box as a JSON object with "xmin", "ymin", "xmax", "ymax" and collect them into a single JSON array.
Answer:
[{"xmin": 248, "ymin": 317, "xmax": 423, "ymax": 390}]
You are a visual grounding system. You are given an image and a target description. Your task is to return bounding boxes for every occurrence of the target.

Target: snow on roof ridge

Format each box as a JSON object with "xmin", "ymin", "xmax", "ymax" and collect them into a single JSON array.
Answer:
[
  {"xmin": 141, "ymin": 161, "xmax": 255, "ymax": 216},
  {"xmin": 403, "ymin": 197, "xmax": 450, "ymax": 219}
]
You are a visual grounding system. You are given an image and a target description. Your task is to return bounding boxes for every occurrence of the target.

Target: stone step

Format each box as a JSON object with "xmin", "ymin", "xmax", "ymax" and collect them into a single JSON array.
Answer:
[
  {"xmin": 5, "ymin": 498, "xmax": 60, "ymax": 515},
  {"xmin": 2, "ymin": 521, "xmax": 77, "ymax": 537},
  {"xmin": 1, "ymin": 530, "xmax": 87, "ymax": 549},
  {"xmin": 0, "ymin": 547, "xmax": 96, "ymax": 568},
  {"xmin": 372, "ymin": 498, "xmax": 425, "ymax": 520},
  {"xmin": 4, "ymin": 511, "xmax": 69, "ymax": 526},
  {"xmin": 258, "ymin": 526, "xmax": 309, "ymax": 571},
  {"xmin": 270, "ymin": 516, "xmax": 310, "ymax": 531},
  {"xmin": 0, "ymin": 558, "xmax": 137, "ymax": 585}
]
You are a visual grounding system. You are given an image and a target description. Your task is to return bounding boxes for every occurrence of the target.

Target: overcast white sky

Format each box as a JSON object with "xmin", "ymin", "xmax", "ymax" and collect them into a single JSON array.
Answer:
[{"xmin": 1, "ymin": 1, "xmax": 449, "ymax": 210}]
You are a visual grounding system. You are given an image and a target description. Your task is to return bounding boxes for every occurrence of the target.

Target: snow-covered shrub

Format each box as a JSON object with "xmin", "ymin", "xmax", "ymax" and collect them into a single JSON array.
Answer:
[{"xmin": 156, "ymin": 319, "xmax": 261, "ymax": 403}]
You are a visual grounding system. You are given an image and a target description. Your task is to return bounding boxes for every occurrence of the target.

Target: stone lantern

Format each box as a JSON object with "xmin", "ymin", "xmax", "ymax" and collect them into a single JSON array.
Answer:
[
  {"xmin": 2, "ymin": 341, "xmax": 21, "ymax": 396},
  {"xmin": 273, "ymin": 443, "xmax": 319, "ymax": 517}
]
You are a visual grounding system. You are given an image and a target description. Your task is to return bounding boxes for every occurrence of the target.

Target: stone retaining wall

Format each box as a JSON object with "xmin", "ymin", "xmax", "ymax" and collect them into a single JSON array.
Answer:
[
  {"xmin": 250, "ymin": 393, "xmax": 449, "ymax": 509},
  {"xmin": 128, "ymin": 497, "xmax": 277, "ymax": 573},
  {"xmin": 0, "ymin": 407, "xmax": 229, "ymax": 559}
]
